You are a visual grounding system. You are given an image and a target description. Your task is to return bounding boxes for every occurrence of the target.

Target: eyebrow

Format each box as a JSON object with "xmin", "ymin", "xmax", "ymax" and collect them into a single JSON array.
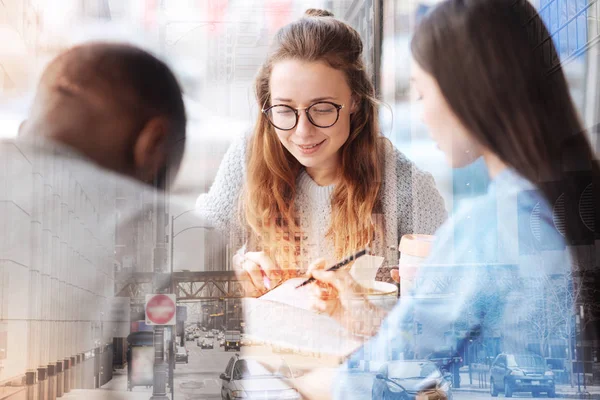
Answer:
[{"xmin": 273, "ymin": 96, "xmax": 337, "ymax": 103}]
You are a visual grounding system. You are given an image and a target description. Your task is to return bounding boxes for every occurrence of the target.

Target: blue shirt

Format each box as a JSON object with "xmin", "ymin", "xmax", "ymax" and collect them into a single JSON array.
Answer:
[{"xmin": 333, "ymin": 168, "xmax": 570, "ymax": 398}]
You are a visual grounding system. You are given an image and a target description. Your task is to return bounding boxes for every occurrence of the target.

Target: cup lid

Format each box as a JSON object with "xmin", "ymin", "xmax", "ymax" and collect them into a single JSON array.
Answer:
[{"xmin": 399, "ymin": 234, "xmax": 435, "ymax": 257}]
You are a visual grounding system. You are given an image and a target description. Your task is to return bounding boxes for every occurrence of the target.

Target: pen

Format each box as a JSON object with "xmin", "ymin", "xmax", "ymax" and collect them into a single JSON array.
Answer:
[{"xmin": 295, "ymin": 247, "xmax": 370, "ymax": 289}]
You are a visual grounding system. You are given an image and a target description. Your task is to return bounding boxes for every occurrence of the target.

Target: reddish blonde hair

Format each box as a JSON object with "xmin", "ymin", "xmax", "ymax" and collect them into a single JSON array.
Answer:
[{"xmin": 243, "ymin": 9, "xmax": 383, "ymax": 267}]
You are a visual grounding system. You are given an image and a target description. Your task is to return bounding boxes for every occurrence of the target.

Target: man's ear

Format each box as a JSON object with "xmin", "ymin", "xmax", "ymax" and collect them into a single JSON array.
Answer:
[{"xmin": 133, "ymin": 117, "xmax": 169, "ymax": 184}]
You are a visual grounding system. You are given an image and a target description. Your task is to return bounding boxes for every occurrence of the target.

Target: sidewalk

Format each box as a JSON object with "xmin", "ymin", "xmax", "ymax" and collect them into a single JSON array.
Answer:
[
  {"xmin": 454, "ymin": 371, "xmax": 600, "ymax": 399},
  {"xmin": 62, "ymin": 370, "xmax": 153, "ymax": 400}
]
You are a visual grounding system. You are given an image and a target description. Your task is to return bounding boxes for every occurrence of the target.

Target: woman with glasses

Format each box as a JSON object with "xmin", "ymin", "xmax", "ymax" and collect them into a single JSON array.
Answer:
[{"xmin": 196, "ymin": 8, "xmax": 446, "ymax": 294}]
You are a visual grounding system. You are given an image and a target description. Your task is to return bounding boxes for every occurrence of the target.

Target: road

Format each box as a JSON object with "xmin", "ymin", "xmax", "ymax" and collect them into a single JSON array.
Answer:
[
  {"xmin": 174, "ymin": 337, "xmax": 233, "ymax": 400},
  {"xmin": 172, "ymin": 337, "xmax": 504, "ymax": 400}
]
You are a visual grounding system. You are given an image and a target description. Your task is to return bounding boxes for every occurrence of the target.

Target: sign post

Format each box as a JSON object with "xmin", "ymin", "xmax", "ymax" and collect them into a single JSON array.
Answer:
[{"xmin": 146, "ymin": 292, "xmax": 175, "ymax": 400}]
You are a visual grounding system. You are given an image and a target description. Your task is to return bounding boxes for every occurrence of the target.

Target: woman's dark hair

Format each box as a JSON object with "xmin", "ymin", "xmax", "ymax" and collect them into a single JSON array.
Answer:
[{"xmin": 411, "ymin": 0, "xmax": 597, "ymax": 248}]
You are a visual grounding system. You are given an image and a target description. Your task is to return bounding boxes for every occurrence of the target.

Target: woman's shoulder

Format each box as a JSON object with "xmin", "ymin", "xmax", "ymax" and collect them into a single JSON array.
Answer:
[
  {"xmin": 377, "ymin": 137, "xmax": 410, "ymax": 164},
  {"xmin": 377, "ymin": 137, "xmax": 432, "ymax": 179},
  {"xmin": 215, "ymin": 131, "xmax": 251, "ymax": 177}
]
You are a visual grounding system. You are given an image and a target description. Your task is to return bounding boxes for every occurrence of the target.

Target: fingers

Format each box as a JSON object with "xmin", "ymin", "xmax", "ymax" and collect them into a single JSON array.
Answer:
[
  {"xmin": 233, "ymin": 251, "xmax": 284, "ymax": 295},
  {"xmin": 308, "ymin": 282, "xmax": 339, "ymax": 317},
  {"xmin": 310, "ymin": 268, "xmax": 343, "ymax": 291},
  {"xmin": 244, "ymin": 251, "xmax": 284, "ymax": 288},
  {"xmin": 241, "ymin": 257, "xmax": 268, "ymax": 294},
  {"xmin": 307, "ymin": 258, "xmax": 328, "ymax": 274},
  {"xmin": 390, "ymin": 268, "xmax": 400, "ymax": 283},
  {"xmin": 309, "ymin": 280, "xmax": 337, "ymax": 301}
]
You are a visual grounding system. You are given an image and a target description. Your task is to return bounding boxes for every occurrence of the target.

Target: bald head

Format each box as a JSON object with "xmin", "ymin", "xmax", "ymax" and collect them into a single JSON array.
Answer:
[{"xmin": 21, "ymin": 42, "xmax": 186, "ymax": 189}]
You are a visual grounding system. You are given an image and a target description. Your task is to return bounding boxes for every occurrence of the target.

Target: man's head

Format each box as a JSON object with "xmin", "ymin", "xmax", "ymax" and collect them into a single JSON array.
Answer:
[{"xmin": 20, "ymin": 42, "xmax": 186, "ymax": 189}]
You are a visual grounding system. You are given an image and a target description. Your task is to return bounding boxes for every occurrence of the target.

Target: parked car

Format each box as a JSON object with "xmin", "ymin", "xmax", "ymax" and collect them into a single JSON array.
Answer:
[
  {"xmin": 220, "ymin": 355, "xmax": 301, "ymax": 400},
  {"xmin": 426, "ymin": 349, "xmax": 463, "ymax": 388},
  {"xmin": 201, "ymin": 339, "xmax": 214, "ymax": 349},
  {"xmin": 545, "ymin": 358, "xmax": 569, "ymax": 384},
  {"xmin": 175, "ymin": 346, "xmax": 189, "ymax": 364},
  {"xmin": 489, "ymin": 353, "xmax": 555, "ymax": 398},
  {"xmin": 372, "ymin": 360, "xmax": 453, "ymax": 400}
]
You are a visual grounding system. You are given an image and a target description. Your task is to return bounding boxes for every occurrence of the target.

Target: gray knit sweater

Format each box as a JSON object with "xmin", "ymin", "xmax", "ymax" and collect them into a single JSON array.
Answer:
[{"xmin": 196, "ymin": 134, "xmax": 447, "ymax": 280}]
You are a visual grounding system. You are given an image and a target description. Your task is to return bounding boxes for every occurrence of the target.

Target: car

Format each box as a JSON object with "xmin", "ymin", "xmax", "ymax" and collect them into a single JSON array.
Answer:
[
  {"xmin": 224, "ymin": 330, "xmax": 241, "ymax": 351},
  {"xmin": 219, "ymin": 339, "xmax": 225, "ymax": 347},
  {"xmin": 426, "ymin": 349, "xmax": 463, "ymax": 388},
  {"xmin": 489, "ymin": 353, "xmax": 555, "ymax": 398},
  {"xmin": 201, "ymin": 339, "xmax": 214, "ymax": 349},
  {"xmin": 206, "ymin": 332, "xmax": 215, "ymax": 339},
  {"xmin": 175, "ymin": 346, "xmax": 189, "ymax": 364},
  {"xmin": 220, "ymin": 355, "xmax": 301, "ymax": 400},
  {"xmin": 372, "ymin": 360, "xmax": 453, "ymax": 400}
]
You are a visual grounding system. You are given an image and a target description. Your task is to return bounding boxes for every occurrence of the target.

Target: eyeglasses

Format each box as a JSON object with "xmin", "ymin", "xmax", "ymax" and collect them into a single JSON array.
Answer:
[{"xmin": 262, "ymin": 101, "xmax": 345, "ymax": 131}]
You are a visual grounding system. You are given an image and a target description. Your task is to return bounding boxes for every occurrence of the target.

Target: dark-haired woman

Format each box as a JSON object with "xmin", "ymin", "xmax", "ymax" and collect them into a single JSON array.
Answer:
[{"xmin": 306, "ymin": 1, "xmax": 597, "ymax": 398}]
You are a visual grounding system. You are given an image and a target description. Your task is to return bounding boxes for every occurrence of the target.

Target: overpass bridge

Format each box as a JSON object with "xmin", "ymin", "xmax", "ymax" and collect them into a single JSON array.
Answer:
[{"xmin": 115, "ymin": 270, "xmax": 252, "ymax": 301}]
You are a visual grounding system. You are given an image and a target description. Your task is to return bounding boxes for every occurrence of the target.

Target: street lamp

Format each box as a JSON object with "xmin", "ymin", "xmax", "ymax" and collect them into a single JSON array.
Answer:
[
  {"xmin": 170, "ymin": 208, "xmax": 215, "ymax": 280},
  {"xmin": 167, "ymin": 209, "xmax": 214, "ymax": 400}
]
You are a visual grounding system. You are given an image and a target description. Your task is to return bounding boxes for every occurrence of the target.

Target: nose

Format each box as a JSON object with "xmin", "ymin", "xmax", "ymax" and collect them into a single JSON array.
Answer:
[{"xmin": 294, "ymin": 110, "xmax": 315, "ymax": 138}]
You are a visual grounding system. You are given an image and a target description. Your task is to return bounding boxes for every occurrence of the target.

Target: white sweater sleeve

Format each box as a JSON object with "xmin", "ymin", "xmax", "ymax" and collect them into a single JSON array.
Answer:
[
  {"xmin": 395, "ymin": 148, "xmax": 447, "ymax": 237},
  {"xmin": 195, "ymin": 134, "xmax": 248, "ymax": 239}
]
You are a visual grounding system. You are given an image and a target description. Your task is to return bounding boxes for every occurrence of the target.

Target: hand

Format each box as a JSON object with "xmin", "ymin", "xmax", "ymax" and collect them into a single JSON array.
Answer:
[
  {"xmin": 232, "ymin": 251, "xmax": 291, "ymax": 297},
  {"xmin": 307, "ymin": 258, "xmax": 384, "ymax": 337},
  {"xmin": 390, "ymin": 268, "xmax": 400, "ymax": 283},
  {"xmin": 307, "ymin": 258, "xmax": 363, "ymax": 320}
]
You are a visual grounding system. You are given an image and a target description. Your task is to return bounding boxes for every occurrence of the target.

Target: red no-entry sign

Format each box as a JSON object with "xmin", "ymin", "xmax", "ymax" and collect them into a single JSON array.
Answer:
[{"xmin": 145, "ymin": 294, "xmax": 176, "ymax": 325}]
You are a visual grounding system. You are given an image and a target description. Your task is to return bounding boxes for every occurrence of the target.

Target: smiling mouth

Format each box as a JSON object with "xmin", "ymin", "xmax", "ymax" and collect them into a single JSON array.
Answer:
[{"xmin": 295, "ymin": 139, "xmax": 326, "ymax": 150}]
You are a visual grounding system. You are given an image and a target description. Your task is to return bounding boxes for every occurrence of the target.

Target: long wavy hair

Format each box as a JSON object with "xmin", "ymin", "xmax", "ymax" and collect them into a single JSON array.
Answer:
[{"xmin": 243, "ymin": 9, "xmax": 383, "ymax": 267}]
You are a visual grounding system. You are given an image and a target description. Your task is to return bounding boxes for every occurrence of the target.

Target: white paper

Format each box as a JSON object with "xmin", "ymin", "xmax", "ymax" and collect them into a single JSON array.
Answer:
[
  {"xmin": 259, "ymin": 278, "xmax": 312, "ymax": 310},
  {"xmin": 243, "ymin": 278, "xmax": 362, "ymax": 357}
]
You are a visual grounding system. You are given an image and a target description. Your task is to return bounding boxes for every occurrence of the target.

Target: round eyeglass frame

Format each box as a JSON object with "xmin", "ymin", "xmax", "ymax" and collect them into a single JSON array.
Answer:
[{"xmin": 262, "ymin": 101, "xmax": 345, "ymax": 131}]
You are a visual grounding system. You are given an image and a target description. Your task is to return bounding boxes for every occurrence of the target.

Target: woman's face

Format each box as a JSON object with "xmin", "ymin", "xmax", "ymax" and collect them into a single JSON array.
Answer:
[
  {"xmin": 268, "ymin": 60, "xmax": 357, "ymax": 175},
  {"xmin": 411, "ymin": 60, "xmax": 481, "ymax": 168}
]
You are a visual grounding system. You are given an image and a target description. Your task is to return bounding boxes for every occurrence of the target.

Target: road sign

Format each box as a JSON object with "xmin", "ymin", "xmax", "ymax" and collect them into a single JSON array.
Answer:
[{"xmin": 145, "ymin": 294, "xmax": 176, "ymax": 325}]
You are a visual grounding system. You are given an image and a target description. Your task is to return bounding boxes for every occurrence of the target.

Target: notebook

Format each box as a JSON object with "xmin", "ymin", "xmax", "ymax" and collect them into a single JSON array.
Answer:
[{"xmin": 242, "ymin": 255, "xmax": 385, "ymax": 360}]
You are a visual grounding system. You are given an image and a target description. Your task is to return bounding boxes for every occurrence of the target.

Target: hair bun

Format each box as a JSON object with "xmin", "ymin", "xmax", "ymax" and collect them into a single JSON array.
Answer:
[{"xmin": 304, "ymin": 8, "xmax": 334, "ymax": 18}]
